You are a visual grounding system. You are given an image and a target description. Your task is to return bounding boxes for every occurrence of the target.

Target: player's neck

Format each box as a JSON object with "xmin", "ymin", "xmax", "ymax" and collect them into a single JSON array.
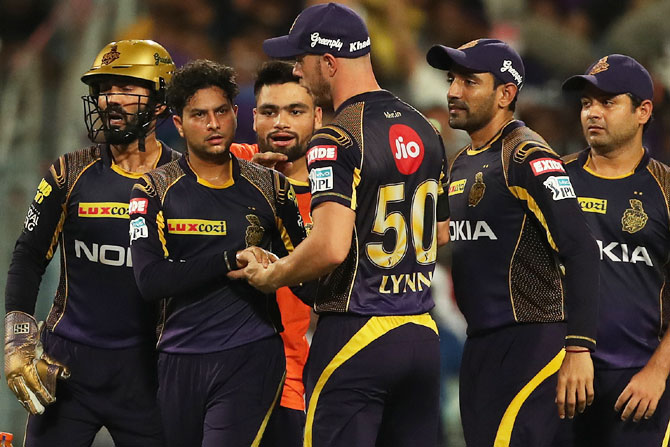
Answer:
[
  {"xmin": 187, "ymin": 151, "xmax": 233, "ymax": 187},
  {"xmin": 469, "ymin": 112, "xmax": 515, "ymax": 149},
  {"xmin": 587, "ymin": 142, "xmax": 645, "ymax": 177},
  {"xmin": 332, "ymin": 68, "xmax": 381, "ymax": 111},
  {"xmin": 110, "ymin": 135, "xmax": 162, "ymax": 174},
  {"xmin": 282, "ymin": 156, "xmax": 309, "ymax": 182}
]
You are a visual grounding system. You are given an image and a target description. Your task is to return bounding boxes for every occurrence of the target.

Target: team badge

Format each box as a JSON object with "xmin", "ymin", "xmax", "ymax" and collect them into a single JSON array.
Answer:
[
  {"xmin": 589, "ymin": 56, "xmax": 609, "ymax": 75},
  {"xmin": 622, "ymin": 199, "xmax": 648, "ymax": 234},
  {"xmin": 468, "ymin": 172, "xmax": 486, "ymax": 207},
  {"xmin": 245, "ymin": 215, "xmax": 264, "ymax": 247},
  {"xmin": 101, "ymin": 45, "xmax": 120, "ymax": 65}
]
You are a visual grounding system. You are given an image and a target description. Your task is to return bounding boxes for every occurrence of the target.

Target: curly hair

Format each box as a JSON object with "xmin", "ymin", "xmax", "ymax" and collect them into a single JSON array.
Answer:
[{"xmin": 167, "ymin": 59, "xmax": 240, "ymax": 116}]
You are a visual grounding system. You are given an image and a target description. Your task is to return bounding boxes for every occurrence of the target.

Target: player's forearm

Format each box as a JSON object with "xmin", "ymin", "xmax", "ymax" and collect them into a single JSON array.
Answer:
[
  {"xmin": 270, "ymin": 202, "xmax": 354, "ymax": 288},
  {"xmin": 645, "ymin": 329, "xmax": 670, "ymax": 378},
  {"xmin": 133, "ymin": 251, "xmax": 236, "ymax": 300},
  {"xmin": 561, "ymin": 236, "xmax": 599, "ymax": 351},
  {"xmin": 5, "ymin": 243, "xmax": 48, "ymax": 314}
]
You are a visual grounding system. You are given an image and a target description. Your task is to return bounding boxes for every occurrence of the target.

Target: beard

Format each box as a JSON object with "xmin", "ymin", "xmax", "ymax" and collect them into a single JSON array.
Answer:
[
  {"xmin": 305, "ymin": 63, "xmax": 333, "ymax": 110},
  {"xmin": 99, "ymin": 103, "xmax": 152, "ymax": 145},
  {"xmin": 257, "ymin": 131, "xmax": 308, "ymax": 162},
  {"xmin": 448, "ymin": 92, "xmax": 497, "ymax": 135}
]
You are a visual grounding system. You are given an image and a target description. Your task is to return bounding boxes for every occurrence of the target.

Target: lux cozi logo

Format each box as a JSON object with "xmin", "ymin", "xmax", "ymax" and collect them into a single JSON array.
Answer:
[
  {"xmin": 78, "ymin": 202, "xmax": 129, "ymax": 219},
  {"xmin": 167, "ymin": 219, "xmax": 227, "ymax": 235}
]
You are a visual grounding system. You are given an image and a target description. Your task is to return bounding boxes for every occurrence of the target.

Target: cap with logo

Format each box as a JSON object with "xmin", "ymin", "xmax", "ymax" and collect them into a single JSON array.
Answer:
[
  {"xmin": 561, "ymin": 54, "xmax": 653, "ymax": 101},
  {"xmin": 426, "ymin": 38, "xmax": 525, "ymax": 89},
  {"xmin": 263, "ymin": 2, "xmax": 371, "ymax": 59}
]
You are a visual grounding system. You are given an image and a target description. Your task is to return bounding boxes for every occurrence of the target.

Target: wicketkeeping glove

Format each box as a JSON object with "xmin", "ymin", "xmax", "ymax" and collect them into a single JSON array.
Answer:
[{"xmin": 4, "ymin": 311, "xmax": 70, "ymax": 415}]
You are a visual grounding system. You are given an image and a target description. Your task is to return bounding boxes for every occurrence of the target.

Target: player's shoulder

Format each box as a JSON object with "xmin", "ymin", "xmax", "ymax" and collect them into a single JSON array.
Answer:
[
  {"xmin": 646, "ymin": 155, "xmax": 670, "ymax": 189},
  {"xmin": 61, "ymin": 145, "xmax": 103, "ymax": 168},
  {"xmin": 136, "ymin": 158, "xmax": 186, "ymax": 199},
  {"xmin": 309, "ymin": 124, "xmax": 356, "ymax": 150},
  {"xmin": 502, "ymin": 124, "xmax": 560, "ymax": 168},
  {"xmin": 50, "ymin": 145, "xmax": 103, "ymax": 190}
]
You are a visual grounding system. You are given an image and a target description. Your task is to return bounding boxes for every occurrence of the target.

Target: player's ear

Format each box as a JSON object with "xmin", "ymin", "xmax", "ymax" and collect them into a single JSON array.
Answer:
[
  {"xmin": 172, "ymin": 115, "xmax": 184, "ymax": 138},
  {"xmin": 252, "ymin": 108, "xmax": 258, "ymax": 133},
  {"xmin": 323, "ymin": 54, "xmax": 337, "ymax": 77},
  {"xmin": 498, "ymin": 83, "xmax": 518, "ymax": 109},
  {"xmin": 314, "ymin": 106, "xmax": 323, "ymax": 129},
  {"xmin": 637, "ymin": 99, "xmax": 653, "ymax": 126}
]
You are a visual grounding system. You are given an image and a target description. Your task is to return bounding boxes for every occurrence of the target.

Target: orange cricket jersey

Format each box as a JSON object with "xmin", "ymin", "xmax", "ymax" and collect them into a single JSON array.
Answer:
[{"xmin": 230, "ymin": 142, "xmax": 312, "ymax": 411}]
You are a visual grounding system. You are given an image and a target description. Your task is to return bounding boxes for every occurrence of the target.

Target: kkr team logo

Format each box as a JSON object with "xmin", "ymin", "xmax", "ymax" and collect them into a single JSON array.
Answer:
[
  {"xmin": 468, "ymin": 172, "xmax": 485, "ymax": 207},
  {"xmin": 589, "ymin": 56, "xmax": 609, "ymax": 75},
  {"xmin": 622, "ymin": 199, "xmax": 648, "ymax": 234},
  {"xmin": 245, "ymin": 215, "xmax": 264, "ymax": 247},
  {"xmin": 101, "ymin": 45, "xmax": 120, "ymax": 65}
]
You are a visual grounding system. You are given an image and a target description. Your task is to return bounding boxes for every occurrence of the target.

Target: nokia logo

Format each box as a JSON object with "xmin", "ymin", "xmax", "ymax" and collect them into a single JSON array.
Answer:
[
  {"xmin": 596, "ymin": 240, "xmax": 652, "ymax": 266},
  {"xmin": 74, "ymin": 240, "xmax": 132, "ymax": 267},
  {"xmin": 449, "ymin": 220, "xmax": 497, "ymax": 241}
]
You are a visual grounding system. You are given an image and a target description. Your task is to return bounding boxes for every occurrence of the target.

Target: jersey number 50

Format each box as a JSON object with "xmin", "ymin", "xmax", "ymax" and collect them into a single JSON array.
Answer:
[{"xmin": 366, "ymin": 180, "xmax": 438, "ymax": 268}]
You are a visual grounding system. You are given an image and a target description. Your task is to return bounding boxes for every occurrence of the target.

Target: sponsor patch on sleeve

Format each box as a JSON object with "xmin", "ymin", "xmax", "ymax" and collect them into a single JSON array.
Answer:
[
  {"xmin": 129, "ymin": 217, "xmax": 148, "ymax": 242},
  {"xmin": 129, "ymin": 198, "xmax": 149, "ymax": 215},
  {"xmin": 543, "ymin": 176, "xmax": 576, "ymax": 201},
  {"xmin": 24, "ymin": 204, "xmax": 40, "ymax": 232},
  {"xmin": 530, "ymin": 157, "xmax": 566, "ymax": 176},
  {"xmin": 306, "ymin": 146, "xmax": 337, "ymax": 165},
  {"xmin": 309, "ymin": 167, "xmax": 334, "ymax": 193}
]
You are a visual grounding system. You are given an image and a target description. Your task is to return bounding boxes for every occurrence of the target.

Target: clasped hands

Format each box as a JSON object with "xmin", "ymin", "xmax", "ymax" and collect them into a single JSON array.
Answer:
[{"xmin": 227, "ymin": 246, "xmax": 280, "ymax": 293}]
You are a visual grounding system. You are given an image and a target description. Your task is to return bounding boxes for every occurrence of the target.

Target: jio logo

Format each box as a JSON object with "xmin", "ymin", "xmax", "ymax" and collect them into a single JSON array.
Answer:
[{"xmin": 388, "ymin": 124, "xmax": 424, "ymax": 175}]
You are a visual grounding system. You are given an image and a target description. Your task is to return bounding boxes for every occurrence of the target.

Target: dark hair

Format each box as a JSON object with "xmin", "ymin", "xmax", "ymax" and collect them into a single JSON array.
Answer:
[
  {"xmin": 253, "ymin": 61, "xmax": 301, "ymax": 98},
  {"xmin": 492, "ymin": 76, "xmax": 518, "ymax": 111},
  {"xmin": 167, "ymin": 60, "xmax": 239, "ymax": 116},
  {"xmin": 627, "ymin": 93, "xmax": 653, "ymax": 133}
]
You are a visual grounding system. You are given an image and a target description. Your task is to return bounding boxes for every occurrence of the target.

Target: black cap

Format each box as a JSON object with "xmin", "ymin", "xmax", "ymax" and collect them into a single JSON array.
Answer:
[
  {"xmin": 562, "ymin": 54, "xmax": 653, "ymax": 100},
  {"xmin": 263, "ymin": 3, "xmax": 371, "ymax": 59},
  {"xmin": 426, "ymin": 38, "xmax": 525, "ymax": 88}
]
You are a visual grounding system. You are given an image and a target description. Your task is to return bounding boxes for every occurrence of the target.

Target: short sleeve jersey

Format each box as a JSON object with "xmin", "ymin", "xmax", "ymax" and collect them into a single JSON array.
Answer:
[
  {"xmin": 129, "ymin": 155, "xmax": 306, "ymax": 354},
  {"xmin": 306, "ymin": 90, "xmax": 449, "ymax": 316},
  {"xmin": 5, "ymin": 143, "xmax": 181, "ymax": 348},
  {"xmin": 565, "ymin": 148, "xmax": 670, "ymax": 368},
  {"xmin": 448, "ymin": 121, "xmax": 599, "ymax": 350}
]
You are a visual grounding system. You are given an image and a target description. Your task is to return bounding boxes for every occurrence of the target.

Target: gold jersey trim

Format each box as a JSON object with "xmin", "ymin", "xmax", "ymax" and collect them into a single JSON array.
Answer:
[
  {"xmin": 508, "ymin": 186, "xmax": 558, "ymax": 251},
  {"xmin": 304, "ymin": 314, "xmax": 438, "ymax": 447},
  {"xmin": 251, "ymin": 371, "xmax": 286, "ymax": 447},
  {"xmin": 494, "ymin": 349, "xmax": 565, "ymax": 446},
  {"xmin": 565, "ymin": 335, "xmax": 597, "ymax": 345}
]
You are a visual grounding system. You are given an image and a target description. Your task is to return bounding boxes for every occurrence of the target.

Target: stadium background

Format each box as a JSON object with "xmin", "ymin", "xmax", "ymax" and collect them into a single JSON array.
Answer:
[{"xmin": 0, "ymin": 0, "xmax": 668, "ymax": 445}]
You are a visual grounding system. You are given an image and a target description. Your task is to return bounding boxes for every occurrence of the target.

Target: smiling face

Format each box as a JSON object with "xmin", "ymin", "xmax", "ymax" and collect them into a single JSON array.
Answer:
[
  {"xmin": 580, "ymin": 85, "xmax": 647, "ymax": 153},
  {"xmin": 173, "ymin": 86, "xmax": 237, "ymax": 163},
  {"xmin": 253, "ymin": 82, "xmax": 321, "ymax": 162}
]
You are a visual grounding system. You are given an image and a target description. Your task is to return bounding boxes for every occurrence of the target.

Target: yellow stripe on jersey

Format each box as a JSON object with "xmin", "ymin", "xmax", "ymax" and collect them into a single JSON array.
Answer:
[
  {"xmin": 251, "ymin": 371, "xmax": 286, "ymax": 447},
  {"xmin": 304, "ymin": 314, "xmax": 438, "ymax": 447},
  {"xmin": 156, "ymin": 211, "xmax": 169, "ymax": 257},
  {"xmin": 565, "ymin": 335, "xmax": 597, "ymax": 345},
  {"xmin": 662, "ymin": 416, "xmax": 670, "ymax": 447},
  {"xmin": 351, "ymin": 167, "xmax": 361, "ymax": 210},
  {"xmin": 508, "ymin": 186, "xmax": 558, "ymax": 252},
  {"xmin": 276, "ymin": 218, "xmax": 296, "ymax": 253},
  {"xmin": 493, "ymin": 349, "xmax": 565, "ymax": 447}
]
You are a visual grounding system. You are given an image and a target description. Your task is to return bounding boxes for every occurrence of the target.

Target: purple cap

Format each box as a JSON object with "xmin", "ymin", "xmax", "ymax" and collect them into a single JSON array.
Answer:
[
  {"xmin": 426, "ymin": 38, "xmax": 525, "ymax": 88},
  {"xmin": 562, "ymin": 54, "xmax": 653, "ymax": 100},
  {"xmin": 263, "ymin": 3, "xmax": 371, "ymax": 59}
]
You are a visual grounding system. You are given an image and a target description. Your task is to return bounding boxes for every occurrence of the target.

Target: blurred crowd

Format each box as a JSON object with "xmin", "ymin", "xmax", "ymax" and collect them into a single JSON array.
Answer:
[{"xmin": 2, "ymin": 0, "xmax": 669, "ymax": 159}]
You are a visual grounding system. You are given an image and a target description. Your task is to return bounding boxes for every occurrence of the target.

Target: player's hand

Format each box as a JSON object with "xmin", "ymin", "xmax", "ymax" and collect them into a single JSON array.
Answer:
[
  {"xmin": 555, "ymin": 350, "xmax": 594, "ymax": 420},
  {"xmin": 4, "ymin": 312, "xmax": 70, "ymax": 415},
  {"xmin": 227, "ymin": 251, "xmax": 278, "ymax": 293},
  {"xmin": 614, "ymin": 363, "xmax": 667, "ymax": 422},
  {"xmin": 233, "ymin": 247, "xmax": 279, "ymax": 269},
  {"xmin": 250, "ymin": 152, "xmax": 292, "ymax": 173}
]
